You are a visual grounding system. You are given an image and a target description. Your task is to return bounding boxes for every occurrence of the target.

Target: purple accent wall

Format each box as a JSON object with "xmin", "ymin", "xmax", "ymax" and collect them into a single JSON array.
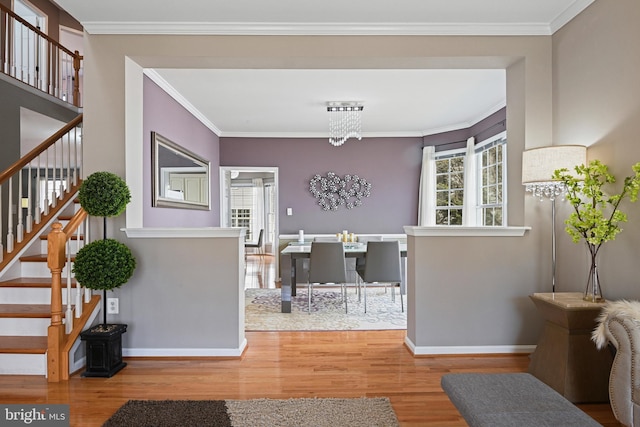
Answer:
[
  {"xmin": 143, "ymin": 76, "xmax": 220, "ymax": 227},
  {"xmin": 220, "ymin": 137, "xmax": 423, "ymax": 234}
]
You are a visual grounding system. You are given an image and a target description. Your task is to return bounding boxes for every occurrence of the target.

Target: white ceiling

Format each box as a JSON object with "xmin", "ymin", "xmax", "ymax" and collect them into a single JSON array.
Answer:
[{"xmin": 52, "ymin": 0, "xmax": 595, "ymax": 139}]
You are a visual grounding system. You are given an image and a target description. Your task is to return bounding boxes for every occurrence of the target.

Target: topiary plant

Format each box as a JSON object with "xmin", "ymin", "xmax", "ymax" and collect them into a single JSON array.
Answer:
[
  {"xmin": 73, "ymin": 239, "xmax": 136, "ymax": 292},
  {"xmin": 76, "ymin": 171, "xmax": 135, "ymax": 324},
  {"xmin": 78, "ymin": 171, "xmax": 131, "ymax": 217}
]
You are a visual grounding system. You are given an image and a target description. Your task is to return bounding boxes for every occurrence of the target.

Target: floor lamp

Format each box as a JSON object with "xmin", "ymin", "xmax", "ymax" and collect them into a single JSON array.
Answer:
[{"xmin": 522, "ymin": 145, "xmax": 587, "ymax": 293}]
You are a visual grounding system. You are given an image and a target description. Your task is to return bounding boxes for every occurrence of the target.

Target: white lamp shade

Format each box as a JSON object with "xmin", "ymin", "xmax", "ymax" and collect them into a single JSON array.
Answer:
[{"xmin": 522, "ymin": 145, "xmax": 587, "ymax": 184}]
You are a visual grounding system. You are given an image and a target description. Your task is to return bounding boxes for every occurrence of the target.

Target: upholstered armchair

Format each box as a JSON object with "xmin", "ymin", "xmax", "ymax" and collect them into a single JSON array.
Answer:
[{"xmin": 592, "ymin": 300, "xmax": 640, "ymax": 427}]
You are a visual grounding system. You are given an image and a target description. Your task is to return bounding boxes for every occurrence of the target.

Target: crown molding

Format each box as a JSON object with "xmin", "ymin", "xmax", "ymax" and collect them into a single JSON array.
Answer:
[
  {"xmin": 83, "ymin": 21, "xmax": 554, "ymax": 36},
  {"xmin": 549, "ymin": 0, "xmax": 595, "ymax": 34},
  {"xmin": 143, "ymin": 69, "xmax": 222, "ymax": 136}
]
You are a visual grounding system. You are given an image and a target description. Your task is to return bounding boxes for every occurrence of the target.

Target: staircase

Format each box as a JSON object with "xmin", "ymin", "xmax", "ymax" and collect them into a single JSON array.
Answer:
[
  {"xmin": 0, "ymin": 6, "xmax": 91, "ymax": 380},
  {"xmin": 0, "ymin": 115, "xmax": 102, "ymax": 380},
  {"xmin": 0, "ymin": 194, "xmax": 100, "ymax": 377}
]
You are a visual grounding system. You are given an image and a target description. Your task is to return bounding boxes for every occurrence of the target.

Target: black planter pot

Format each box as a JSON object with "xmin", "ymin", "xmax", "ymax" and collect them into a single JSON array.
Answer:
[{"xmin": 80, "ymin": 323, "xmax": 127, "ymax": 378}]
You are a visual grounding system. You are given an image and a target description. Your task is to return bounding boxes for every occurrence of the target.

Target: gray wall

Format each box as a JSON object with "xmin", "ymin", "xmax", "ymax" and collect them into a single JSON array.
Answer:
[
  {"xmin": 552, "ymin": 0, "xmax": 640, "ymax": 301},
  {"xmin": 113, "ymin": 233, "xmax": 245, "ymax": 353},
  {"xmin": 407, "ymin": 232, "xmax": 542, "ymax": 349},
  {"xmin": 81, "ymin": 33, "xmax": 552, "ymax": 351}
]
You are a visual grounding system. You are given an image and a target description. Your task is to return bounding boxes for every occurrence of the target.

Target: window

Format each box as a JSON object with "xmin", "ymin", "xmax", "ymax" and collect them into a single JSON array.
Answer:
[
  {"xmin": 230, "ymin": 187, "xmax": 254, "ymax": 239},
  {"xmin": 231, "ymin": 208, "xmax": 251, "ymax": 230},
  {"xmin": 423, "ymin": 131, "xmax": 507, "ymax": 227},
  {"xmin": 477, "ymin": 136, "xmax": 506, "ymax": 226},
  {"xmin": 435, "ymin": 152, "xmax": 465, "ymax": 225}
]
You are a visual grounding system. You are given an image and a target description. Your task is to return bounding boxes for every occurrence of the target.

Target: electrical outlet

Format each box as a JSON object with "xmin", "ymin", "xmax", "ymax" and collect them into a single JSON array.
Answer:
[{"xmin": 107, "ymin": 298, "xmax": 119, "ymax": 314}]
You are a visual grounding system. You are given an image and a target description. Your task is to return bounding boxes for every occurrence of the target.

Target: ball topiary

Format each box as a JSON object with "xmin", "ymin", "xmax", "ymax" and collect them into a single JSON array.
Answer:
[
  {"xmin": 72, "ymin": 239, "xmax": 136, "ymax": 291},
  {"xmin": 78, "ymin": 171, "xmax": 131, "ymax": 217}
]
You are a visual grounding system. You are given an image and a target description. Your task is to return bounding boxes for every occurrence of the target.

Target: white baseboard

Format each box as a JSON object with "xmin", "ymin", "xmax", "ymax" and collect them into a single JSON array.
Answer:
[
  {"xmin": 404, "ymin": 336, "xmax": 535, "ymax": 355},
  {"xmin": 123, "ymin": 338, "xmax": 248, "ymax": 358}
]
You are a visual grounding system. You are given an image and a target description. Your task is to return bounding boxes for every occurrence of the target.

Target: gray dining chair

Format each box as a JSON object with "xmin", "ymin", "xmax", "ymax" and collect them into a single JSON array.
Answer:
[
  {"xmin": 356, "ymin": 240, "xmax": 403, "ymax": 313},
  {"xmin": 354, "ymin": 235, "xmax": 383, "ymax": 298},
  {"xmin": 307, "ymin": 241, "xmax": 348, "ymax": 314},
  {"xmin": 244, "ymin": 229, "xmax": 264, "ymax": 256}
]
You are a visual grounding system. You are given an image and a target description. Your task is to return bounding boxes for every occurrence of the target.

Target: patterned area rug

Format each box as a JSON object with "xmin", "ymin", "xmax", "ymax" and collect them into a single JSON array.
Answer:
[
  {"xmin": 245, "ymin": 287, "xmax": 406, "ymax": 331},
  {"xmin": 103, "ymin": 397, "xmax": 399, "ymax": 427}
]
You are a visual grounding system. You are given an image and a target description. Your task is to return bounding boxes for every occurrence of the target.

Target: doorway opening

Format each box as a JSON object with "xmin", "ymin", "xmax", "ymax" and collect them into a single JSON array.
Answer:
[{"xmin": 220, "ymin": 166, "xmax": 279, "ymax": 289}]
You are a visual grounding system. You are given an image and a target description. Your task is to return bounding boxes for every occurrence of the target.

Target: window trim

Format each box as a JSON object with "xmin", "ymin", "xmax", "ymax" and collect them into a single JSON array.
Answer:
[
  {"xmin": 429, "ymin": 131, "xmax": 507, "ymax": 227},
  {"xmin": 475, "ymin": 131, "xmax": 507, "ymax": 226},
  {"xmin": 434, "ymin": 149, "xmax": 466, "ymax": 226}
]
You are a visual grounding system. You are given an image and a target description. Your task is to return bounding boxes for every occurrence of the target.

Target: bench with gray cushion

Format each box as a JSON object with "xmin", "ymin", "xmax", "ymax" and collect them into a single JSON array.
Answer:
[{"xmin": 441, "ymin": 373, "xmax": 601, "ymax": 427}]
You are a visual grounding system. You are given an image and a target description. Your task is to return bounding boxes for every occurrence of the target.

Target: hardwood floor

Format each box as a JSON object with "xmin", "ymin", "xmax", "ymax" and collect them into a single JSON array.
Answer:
[
  {"xmin": 0, "ymin": 255, "xmax": 620, "ymax": 426},
  {"xmin": 244, "ymin": 253, "xmax": 278, "ymax": 289},
  {"xmin": 0, "ymin": 330, "xmax": 620, "ymax": 426}
]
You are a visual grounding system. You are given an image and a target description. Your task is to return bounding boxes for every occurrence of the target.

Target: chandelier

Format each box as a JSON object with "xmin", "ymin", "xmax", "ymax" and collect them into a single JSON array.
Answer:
[{"xmin": 327, "ymin": 102, "xmax": 363, "ymax": 147}]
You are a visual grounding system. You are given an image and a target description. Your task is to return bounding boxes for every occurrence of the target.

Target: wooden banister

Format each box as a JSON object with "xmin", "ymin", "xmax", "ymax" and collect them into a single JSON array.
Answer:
[
  {"xmin": 0, "ymin": 114, "xmax": 83, "ymax": 186},
  {"xmin": 63, "ymin": 208, "xmax": 88, "ymax": 237}
]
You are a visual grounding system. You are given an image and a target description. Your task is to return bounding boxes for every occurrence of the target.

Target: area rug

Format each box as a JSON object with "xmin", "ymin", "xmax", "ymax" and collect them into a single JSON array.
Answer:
[
  {"xmin": 245, "ymin": 288, "xmax": 406, "ymax": 331},
  {"xmin": 103, "ymin": 397, "xmax": 399, "ymax": 427}
]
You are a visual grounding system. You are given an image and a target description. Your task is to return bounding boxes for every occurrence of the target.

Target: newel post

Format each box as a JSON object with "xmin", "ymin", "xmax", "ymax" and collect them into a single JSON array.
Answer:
[
  {"xmin": 47, "ymin": 222, "xmax": 67, "ymax": 382},
  {"xmin": 73, "ymin": 50, "xmax": 82, "ymax": 107}
]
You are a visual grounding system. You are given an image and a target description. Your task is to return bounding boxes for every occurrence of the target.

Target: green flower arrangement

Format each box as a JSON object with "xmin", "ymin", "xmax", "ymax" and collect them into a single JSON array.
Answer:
[
  {"xmin": 73, "ymin": 239, "xmax": 136, "ymax": 291},
  {"xmin": 553, "ymin": 160, "xmax": 640, "ymax": 301}
]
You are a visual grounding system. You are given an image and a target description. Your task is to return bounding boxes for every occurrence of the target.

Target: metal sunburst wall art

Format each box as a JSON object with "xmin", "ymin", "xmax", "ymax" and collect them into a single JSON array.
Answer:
[{"xmin": 309, "ymin": 172, "xmax": 372, "ymax": 211}]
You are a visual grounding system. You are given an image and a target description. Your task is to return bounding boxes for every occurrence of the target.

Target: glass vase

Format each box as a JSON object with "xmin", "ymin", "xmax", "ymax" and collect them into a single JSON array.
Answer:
[{"xmin": 584, "ymin": 243, "xmax": 605, "ymax": 302}]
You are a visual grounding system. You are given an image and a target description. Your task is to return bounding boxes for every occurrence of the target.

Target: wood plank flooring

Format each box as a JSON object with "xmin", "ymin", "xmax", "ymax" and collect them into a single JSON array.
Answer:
[
  {"xmin": 0, "ymin": 330, "xmax": 620, "ymax": 426},
  {"xmin": 0, "ymin": 255, "xmax": 619, "ymax": 426}
]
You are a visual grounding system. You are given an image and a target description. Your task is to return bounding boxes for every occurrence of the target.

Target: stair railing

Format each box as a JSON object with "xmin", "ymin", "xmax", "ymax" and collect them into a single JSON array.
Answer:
[
  {"xmin": 0, "ymin": 114, "xmax": 83, "ymax": 272},
  {"xmin": 0, "ymin": 3, "xmax": 83, "ymax": 107},
  {"xmin": 47, "ymin": 207, "xmax": 88, "ymax": 382}
]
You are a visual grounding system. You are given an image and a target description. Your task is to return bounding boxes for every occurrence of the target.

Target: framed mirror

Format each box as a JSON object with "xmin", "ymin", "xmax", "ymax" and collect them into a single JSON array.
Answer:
[{"xmin": 152, "ymin": 131, "xmax": 210, "ymax": 210}]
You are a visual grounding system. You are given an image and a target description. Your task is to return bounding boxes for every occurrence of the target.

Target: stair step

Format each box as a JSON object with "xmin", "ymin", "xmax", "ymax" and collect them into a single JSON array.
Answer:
[
  {"xmin": 0, "ymin": 336, "xmax": 47, "ymax": 354},
  {"xmin": 0, "ymin": 304, "xmax": 57, "ymax": 318},
  {"xmin": 40, "ymin": 234, "xmax": 84, "ymax": 240},
  {"xmin": 0, "ymin": 277, "xmax": 78, "ymax": 288},
  {"xmin": 19, "ymin": 254, "xmax": 76, "ymax": 262}
]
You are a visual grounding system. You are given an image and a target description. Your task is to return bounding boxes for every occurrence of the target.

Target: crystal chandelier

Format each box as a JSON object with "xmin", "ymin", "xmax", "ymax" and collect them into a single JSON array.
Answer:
[{"xmin": 327, "ymin": 102, "xmax": 363, "ymax": 147}]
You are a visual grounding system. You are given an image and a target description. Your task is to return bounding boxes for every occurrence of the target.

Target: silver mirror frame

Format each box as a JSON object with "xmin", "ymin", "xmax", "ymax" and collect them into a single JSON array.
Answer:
[{"xmin": 152, "ymin": 131, "xmax": 211, "ymax": 210}]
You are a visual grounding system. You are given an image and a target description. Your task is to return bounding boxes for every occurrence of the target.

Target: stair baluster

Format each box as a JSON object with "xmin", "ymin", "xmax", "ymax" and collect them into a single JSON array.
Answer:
[
  {"xmin": 7, "ymin": 177, "xmax": 14, "ymax": 253},
  {"xmin": 35, "ymin": 156, "xmax": 41, "ymax": 225},
  {"xmin": 26, "ymin": 161, "xmax": 33, "ymax": 234},
  {"xmin": 17, "ymin": 171, "xmax": 24, "ymax": 243},
  {"xmin": 64, "ymin": 238, "xmax": 73, "ymax": 334}
]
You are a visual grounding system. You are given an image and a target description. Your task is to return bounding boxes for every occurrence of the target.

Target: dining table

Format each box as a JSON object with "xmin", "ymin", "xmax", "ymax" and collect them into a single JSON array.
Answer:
[{"xmin": 279, "ymin": 242, "xmax": 407, "ymax": 313}]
